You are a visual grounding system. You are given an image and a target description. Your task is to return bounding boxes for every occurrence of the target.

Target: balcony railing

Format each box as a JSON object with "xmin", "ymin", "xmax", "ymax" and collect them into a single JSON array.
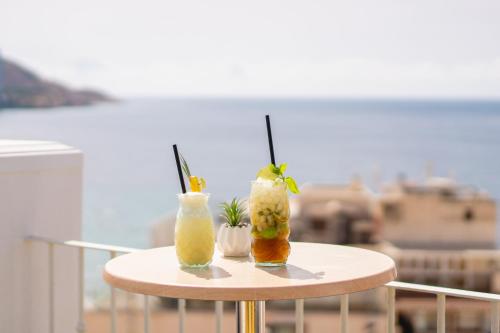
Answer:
[{"xmin": 26, "ymin": 235, "xmax": 500, "ymax": 333}]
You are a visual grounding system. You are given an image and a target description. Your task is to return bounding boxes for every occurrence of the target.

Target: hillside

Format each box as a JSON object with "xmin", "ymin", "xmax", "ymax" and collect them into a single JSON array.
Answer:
[{"xmin": 0, "ymin": 57, "xmax": 113, "ymax": 108}]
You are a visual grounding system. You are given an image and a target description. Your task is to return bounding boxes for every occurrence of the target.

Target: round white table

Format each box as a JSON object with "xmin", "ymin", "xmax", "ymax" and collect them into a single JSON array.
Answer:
[{"xmin": 104, "ymin": 242, "xmax": 397, "ymax": 332}]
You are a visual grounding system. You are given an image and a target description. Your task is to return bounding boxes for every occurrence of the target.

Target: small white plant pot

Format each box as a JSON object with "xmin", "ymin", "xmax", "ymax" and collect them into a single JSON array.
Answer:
[{"xmin": 217, "ymin": 224, "xmax": 251, "ymax": 257}]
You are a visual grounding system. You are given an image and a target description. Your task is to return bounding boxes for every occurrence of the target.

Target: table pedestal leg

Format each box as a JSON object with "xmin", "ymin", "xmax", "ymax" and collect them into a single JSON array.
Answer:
[{"xmin": 236, "ymin": 301, "xmax": 265, "ymax": 333}]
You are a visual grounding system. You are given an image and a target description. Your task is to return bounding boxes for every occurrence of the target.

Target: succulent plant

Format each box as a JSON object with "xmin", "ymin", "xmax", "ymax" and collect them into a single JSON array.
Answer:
[{"xmin": 220, "ymin": 198, "xmax": 248, "ymax": 227}]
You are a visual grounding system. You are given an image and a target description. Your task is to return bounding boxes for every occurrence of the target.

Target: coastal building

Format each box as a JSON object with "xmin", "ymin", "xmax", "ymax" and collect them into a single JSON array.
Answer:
[
  {"xmin": 289, "ymin": 179, "xmax": 381, "ymax": 245},
  {"xmin": 380, "ymin": 177, "xmax": 496, "ymax": 249},
  {"xmin": 290, "ymin": 175, "xmax": 496, "ymax": 249}
]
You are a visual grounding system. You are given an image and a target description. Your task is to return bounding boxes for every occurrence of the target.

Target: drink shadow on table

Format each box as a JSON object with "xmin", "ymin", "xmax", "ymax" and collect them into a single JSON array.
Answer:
[
  {"xmin": 180, "ymin": 258, "xmax": 324, "ymax": 281},
  {"xmin": 257, "ymin": 264, "xmax": 325, "ymax": 280},
  {"xmin": 181, "ymin": 265, "xmax": 232, "ymax": 280}
]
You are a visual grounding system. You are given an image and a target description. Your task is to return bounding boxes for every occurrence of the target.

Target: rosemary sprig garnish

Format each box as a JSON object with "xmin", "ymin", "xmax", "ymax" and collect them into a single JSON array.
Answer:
[{"xmin": 180, "ymin": 154, "xmax": 191, "ymax": 178}]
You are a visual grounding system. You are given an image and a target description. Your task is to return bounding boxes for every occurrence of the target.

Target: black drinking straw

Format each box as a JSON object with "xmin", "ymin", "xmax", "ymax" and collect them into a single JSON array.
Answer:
[
  {"xmin": 173, "ymin": 144, "xmax": 186, "ymax": 193},
  {"xmin": 265, "ymin": 115, "xmax": 276, "ymax": 165}
]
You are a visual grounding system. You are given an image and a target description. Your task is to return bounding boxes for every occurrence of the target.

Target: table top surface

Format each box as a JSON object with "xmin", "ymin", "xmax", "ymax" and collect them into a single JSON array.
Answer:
[{"xmin": 103, "ymin": 242, "xmax": 397, "ymax": 301}]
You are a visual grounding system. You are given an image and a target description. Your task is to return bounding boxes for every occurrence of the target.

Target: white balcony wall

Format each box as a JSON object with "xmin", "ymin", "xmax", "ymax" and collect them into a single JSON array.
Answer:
[{"xmin": 0, "ymin": 140, "xmax": 83, "ymax": 333}]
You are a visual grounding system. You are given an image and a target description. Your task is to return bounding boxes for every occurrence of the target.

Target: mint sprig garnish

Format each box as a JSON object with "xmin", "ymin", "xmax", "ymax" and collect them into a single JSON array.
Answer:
[
  {"xmin": 257, "ymin": 163, "xmax": 300, "ymax": 194},
  {"xmin": 284, "ymin": 176, "xmax": 299, "ymax": 194}
]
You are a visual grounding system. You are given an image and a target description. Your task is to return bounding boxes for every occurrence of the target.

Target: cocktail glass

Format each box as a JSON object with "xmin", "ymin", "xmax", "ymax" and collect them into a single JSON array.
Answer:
[
  {"xmin": 175, "ymin": 192, "xmax": 215, "ymax": 268},
  {"xmin": 249, "ymin": 180, "xmax": 290, "ymax": 266}
]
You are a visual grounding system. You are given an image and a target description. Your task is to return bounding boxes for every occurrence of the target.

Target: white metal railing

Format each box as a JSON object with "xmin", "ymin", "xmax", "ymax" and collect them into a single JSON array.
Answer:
[
  {"xmin": 386, "ymin": 281, "xmax": 500, "ymax": 333},
  {"xmin": 26, "ymin": 236, "xmax": 141, "ymax": 333},
  {"xmin": 26, "ymin": 236, "xmax": 500, "ymax": 333}
]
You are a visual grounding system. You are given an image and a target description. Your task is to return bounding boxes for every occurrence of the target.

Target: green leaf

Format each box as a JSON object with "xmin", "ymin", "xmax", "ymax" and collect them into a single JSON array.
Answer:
[
  {"xmin": 270, "ymin": 163, "xmax": 281, "ymax": 175},
  {"xmin": 257, "ymin": 164, "xmax": 279, "ymax": 180},
  {"xmin": 279, "ymin": 163, "xmax": 287, "ymax": 175},
  {"xmin": 285, "ymin": 176, "xmax": 300, "ymax": 194}
]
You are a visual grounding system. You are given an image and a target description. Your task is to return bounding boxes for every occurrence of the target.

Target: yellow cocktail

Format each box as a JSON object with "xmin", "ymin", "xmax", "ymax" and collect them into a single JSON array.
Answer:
[{"xmin": 175, "ymin": 192, "xmax": 215, "ymax": 267}]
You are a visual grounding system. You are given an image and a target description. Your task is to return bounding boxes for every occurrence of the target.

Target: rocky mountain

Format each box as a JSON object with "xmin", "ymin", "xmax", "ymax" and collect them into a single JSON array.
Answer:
[{"xmin": 0, "ymin": 57, "xmax": 113, "ymax": 109}]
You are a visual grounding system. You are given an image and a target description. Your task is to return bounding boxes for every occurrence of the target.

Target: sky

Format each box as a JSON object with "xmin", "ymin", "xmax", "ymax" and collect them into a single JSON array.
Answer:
[{"xmin": 1, "ymin": 0, "xmax": 500, "ymax": 98}]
